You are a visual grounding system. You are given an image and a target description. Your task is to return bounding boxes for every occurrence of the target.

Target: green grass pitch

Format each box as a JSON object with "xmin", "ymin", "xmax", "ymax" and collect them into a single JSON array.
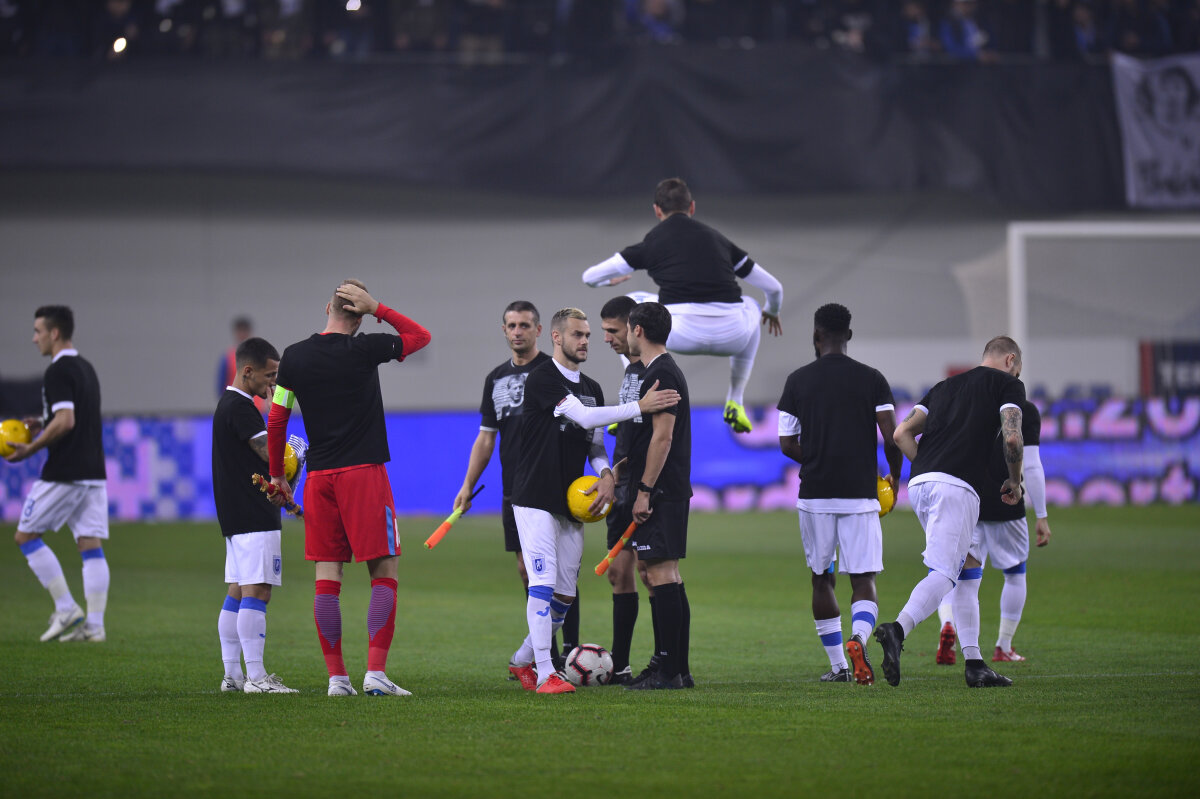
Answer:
[{"xmin": 2, "ymin": 505, "xmax": 1198, "ymax": 798}]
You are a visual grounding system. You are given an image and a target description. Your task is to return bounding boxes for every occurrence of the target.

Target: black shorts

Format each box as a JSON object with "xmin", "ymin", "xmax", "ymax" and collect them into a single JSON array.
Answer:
[
  {"xmin": 632, "ymin": 497, "xmax": 689, "ymax": 561},
  {"xmin": 606, "ymin": 483, "xmax": 634, "ymax": 549},
  {"xmin": 502, "ymin": 500, "xmax": 521, "ymax": 553}
]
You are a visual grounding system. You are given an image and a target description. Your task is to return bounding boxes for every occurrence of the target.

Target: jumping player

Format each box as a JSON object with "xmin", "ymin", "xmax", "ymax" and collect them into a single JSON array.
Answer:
[
  {"xmin": 777, "ymin": 303, "xmax": 902, "ymax": 686},
  {"xmin": 453, "ymin": 301, "xmax": 580, "ymax": 671},
  {"xmin": 267, "ymin": 280, "xmax": 431, "ymax": 697},
  {"xmin": 623, "ymin": 302, "xmax": 694, "ymax": 690},
  {"xmin": 7, "ymin": 306, "xmax": 110, "ymax": 643},
  {"xmin": 581, "ymin": 177, "xmax": 783, "ymax": 434},
  {"xmin": 950, "ymin": 395, "xmax": 1052, "ymax": 669},
  {"xmin": 875, "ymin": 336, "xmax": 1026, "ymax": 689},
  {"xmin": 507, "ymin": 307, "xmax": 680, "ymax": 694},
  {"xmin": 212, "ymin": 336, "xmax": 298, "ymax": 694}
]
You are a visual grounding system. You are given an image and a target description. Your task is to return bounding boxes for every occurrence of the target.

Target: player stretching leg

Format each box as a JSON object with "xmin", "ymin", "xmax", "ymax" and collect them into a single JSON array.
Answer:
[
  {"xmin": 582, "ymin": 178, "xmax": 783, "ymax": 434},
  {"xmin": 876, "ymin": 337, "xmax": 1026, "ymax": 689},
  {"xmin": 267, "ymin": 280, "xmax": 430, "ymax": 697},
  {"xmin": 777, "ymin": 304, "xmax": 902, "ymax": 685},
  {"xmin": 507, "ymin": 308, "xmax": 680, "ymax": 694},
  {"xmin": 212, "ymin": 336, "xmax": 298, "ymax": 693},
  {"xmin": 7, "ymin": 306, "xmax": 109, "ymax": 643}
]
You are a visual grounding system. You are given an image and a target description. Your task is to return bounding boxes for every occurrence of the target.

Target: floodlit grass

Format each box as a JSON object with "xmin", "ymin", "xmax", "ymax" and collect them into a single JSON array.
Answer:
[{"xmin": 2, "ymin": 506, "xmax": 1198, "ymax": 798}]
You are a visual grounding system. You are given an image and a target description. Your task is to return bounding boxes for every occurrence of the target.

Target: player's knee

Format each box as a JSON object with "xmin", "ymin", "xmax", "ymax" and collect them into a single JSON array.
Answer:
[{"xmin": 14, "ymin": 530, "xmax": 40, "ymax": 546}]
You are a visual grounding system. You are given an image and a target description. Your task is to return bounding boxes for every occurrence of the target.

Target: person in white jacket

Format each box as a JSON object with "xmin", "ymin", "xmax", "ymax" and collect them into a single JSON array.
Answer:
[{"xmin": 582, "ymin": 177, "xmax": 782, "ymax": 433}]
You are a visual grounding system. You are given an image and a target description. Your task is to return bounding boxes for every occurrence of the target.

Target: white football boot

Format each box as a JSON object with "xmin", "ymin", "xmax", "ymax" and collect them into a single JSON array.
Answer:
[
  {"xmin": 362, "ymin": 672, "xmax": 412, "ymax": 696},
  {"xmin": 40, "ymin": 606, "xmax": 84, "ymax": 642},
  {"xmin": 243, "ymin": 674, "xmax": 299, "ymax": 694}
]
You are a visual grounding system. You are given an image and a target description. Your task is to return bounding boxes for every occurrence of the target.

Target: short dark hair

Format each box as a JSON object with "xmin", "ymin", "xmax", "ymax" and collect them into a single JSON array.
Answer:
[
  {"xmin": 236, "ymin": 337, "xmax": 279, "ymax": 369},
  {"xmin": 654, "ymin": 178, "xmax": 692, "ymax": 215},
  {"xmin": 600, "ymin": 295, "xmax": 638, "ymax": 322},
  {"xmin": 814, "ymin": 303, "xmax": 851, "ymax": 336},
  {"xmin": 503, "ymin": 300, "xmax": 540, "ymax": 325},
  {"xmin": 232, "ymin": 316, "xmax": 253, "ymax": 333},
  {"xmin": 983, "ymin": 335, "xmax": 1022, "ymax": 366},
  {"xmin": 629, "ymin": 302, "xmax": 672, "ymax": 345},
  {"xmin": 35, "ymin": 305, "xmax": 74, "ymax": 341}
]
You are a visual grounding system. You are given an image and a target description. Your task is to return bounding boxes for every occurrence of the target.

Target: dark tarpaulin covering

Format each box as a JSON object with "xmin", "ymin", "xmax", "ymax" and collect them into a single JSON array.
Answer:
[{"xmin": 0, "ymin": 47, "xmax": 1124, "ymax": 209}]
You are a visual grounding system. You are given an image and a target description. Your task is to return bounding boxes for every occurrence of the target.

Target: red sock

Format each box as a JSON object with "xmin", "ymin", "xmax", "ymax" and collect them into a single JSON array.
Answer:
[
  {"xmin": 314, "ymin": 579, "xmax": 346, "ymax": 678},
  {"xmin": 367, "ymin": 577, "xmax": 398, "ymax": 672}
]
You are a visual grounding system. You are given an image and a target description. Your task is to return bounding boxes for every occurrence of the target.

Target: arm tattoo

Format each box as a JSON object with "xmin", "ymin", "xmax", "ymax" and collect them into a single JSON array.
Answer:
[
  {"xmin": 903, "ymin": 408, "xmax": 917, "ymax": 422},
  {"xmin": 1001, "ymin": 408, "xmax": 1022, "ymax": 464},
  {"xmin": 249, "ymin": 435, "xmax": 269, "ymax": 464}
]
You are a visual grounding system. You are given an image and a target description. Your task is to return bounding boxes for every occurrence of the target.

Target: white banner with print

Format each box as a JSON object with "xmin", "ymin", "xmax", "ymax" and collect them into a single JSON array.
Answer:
[{"xmin": 1112, "ymin": 53, "xmax": 1200, "ymax": 208}]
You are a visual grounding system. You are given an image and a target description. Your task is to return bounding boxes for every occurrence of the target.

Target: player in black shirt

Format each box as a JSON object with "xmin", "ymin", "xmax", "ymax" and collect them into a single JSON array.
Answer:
[
  {"xmin": 875, "ymin": 336, "xmax": 1027, "ymax": 689},
  {"xmin": 267, "ymin": 280, "xmax": 431, "ymax": 698},
  {"xmin": 949, "ymin": 396, "xmax": 1053, "ymax": 673},
  {"xmin": 8, "ymin": 306, "xmax": 110, "ymax": 643},
  {"xmin": 506, "ymin": 307, "xmax": 680, "ymax": 694},
  {"xmin": 582, "ymin": 178, "xmax": 784, "ymax": 435},
  {"xmin": 597, "ymin": 295, "xmax": 656, "ymax": 685},
  {"xmin": 777, "ymin": 304, "xmax": 902, "ymax": 686},
  {"xmin": 622, "ymin": 302, "xmax": 695, "ymax": 691},
  {"xmin": 211, "ymin": 336, "xmax": 297, "ymax": 693}
]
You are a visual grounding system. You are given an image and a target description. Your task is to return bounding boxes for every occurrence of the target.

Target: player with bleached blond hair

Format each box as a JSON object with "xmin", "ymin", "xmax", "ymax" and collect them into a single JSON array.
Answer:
[{"xmin": 582, "ymin": 177, "xmax": 783, "ymax": 434}]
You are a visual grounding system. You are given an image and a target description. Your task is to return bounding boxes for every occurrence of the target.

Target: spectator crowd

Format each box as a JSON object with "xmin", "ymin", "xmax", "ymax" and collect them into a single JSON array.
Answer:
[{"xmin": 1, "ymin": 1, "xmax": 1197, "ymax": 63}]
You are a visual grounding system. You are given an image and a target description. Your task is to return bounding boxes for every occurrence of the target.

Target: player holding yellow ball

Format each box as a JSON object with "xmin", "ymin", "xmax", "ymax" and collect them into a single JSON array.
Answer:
[{"xmin": 0, "ymin": 418, "xmax": 32, "ymax": 458}]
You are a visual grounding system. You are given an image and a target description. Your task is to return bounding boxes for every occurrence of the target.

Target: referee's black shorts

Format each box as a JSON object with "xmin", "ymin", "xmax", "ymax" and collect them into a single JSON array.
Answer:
[
  {"xmin": 632, "ymin": 497, "xmax": 689, "ymax": 561},
  {"xmin": 605, "ymin": 483, "xmax": 634, "ymax": 549},
  {"xmin": 502, "ymin": 500, "xmax": 521, "ymax": 552}
]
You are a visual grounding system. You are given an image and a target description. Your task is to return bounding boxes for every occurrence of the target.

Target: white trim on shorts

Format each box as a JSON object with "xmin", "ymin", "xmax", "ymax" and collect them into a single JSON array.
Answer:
[
  {"xmin": 970, "ymin": 518, "xmax": 1030, "ymax": 571},
  {"xmin": 908, "ymin": 478, "xmax": 979, "ymax": 584},
  {"xmin": 511, "ymin": 505, "xmax": 583, "ymax": 596},
  {"xmin": 797, "ymin": 507, "xmax": 884, "ymax": 575},
  {"xmin": 224, "ymin": 530, "xmax": 283, "ymax": 586},
  {"xmin": 19, "ymin": 480, "xmax": 109, "ymax": 540}
]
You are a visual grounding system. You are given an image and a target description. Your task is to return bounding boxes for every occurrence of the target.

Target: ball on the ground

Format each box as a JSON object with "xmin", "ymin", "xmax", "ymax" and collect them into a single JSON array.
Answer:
[
  {"xmin": 0, "ymin": 419, "xmax": 32, "ymax": 458},
  {"xmin": 564, "ymin": 644, "xmax": 614, "ymax": 686},
  {"xmin": 877, "ymin": 475, "xmax": 895, "ymax": 517},
  {"xmin": 283, "ymin": 444, "xmax": 299, "ymax": 482},
  {"xmin": 566, "ymin": 475, "xmax": 611, "ymax": 523}
]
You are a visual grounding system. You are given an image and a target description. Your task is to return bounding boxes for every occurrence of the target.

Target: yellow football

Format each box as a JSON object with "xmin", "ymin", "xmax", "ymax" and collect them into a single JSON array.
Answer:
[
  {"xmin": 0, "ymin": 419, "xmax": 32, "ymax": 458},
  {"xmin": 878, "ymin": 475, "xmax": 896, "ymax": 517},
  {"xmin": 567, "ymin": 475, "xmax": 611, "ymax": 523},
  {"xmin": 284, "ymin": 443, "xmax": 299, "ymax": 482}
]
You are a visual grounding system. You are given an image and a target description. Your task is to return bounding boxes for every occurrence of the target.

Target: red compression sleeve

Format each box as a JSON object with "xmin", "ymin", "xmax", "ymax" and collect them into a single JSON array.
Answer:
[
  {"xmin": 375, "ymin": 302, "xmax": 431, "ymax": 360},
  {"xmin": 267, "ymin": 402, "xmax": 291, "ymax": 477}
]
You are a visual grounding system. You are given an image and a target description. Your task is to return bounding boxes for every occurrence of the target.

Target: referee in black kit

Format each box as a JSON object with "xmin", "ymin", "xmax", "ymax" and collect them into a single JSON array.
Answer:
[{"xmin": 623, "ymin": 302, "xmax": 694, "ymax": 691}]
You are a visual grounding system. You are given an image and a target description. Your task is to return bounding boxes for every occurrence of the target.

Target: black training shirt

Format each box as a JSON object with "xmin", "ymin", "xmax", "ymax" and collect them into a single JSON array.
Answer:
[
  {"xmin": 40, "ymin": 352, "xmax": 106, "ymax": 482},
  {"xmin": 479, "ymin": 352, "xmax": 552, "ymax": 498},
  {"xmin": 213, "ymin": 388, "xmax": 281, "ymax": 536},
  {"xmin": 626, "ymin": 353, "xmax": 692, "ymax": 502},
  {"xmin": 620, "ymin": 214, "xmax": 754, "ymax": 305}
]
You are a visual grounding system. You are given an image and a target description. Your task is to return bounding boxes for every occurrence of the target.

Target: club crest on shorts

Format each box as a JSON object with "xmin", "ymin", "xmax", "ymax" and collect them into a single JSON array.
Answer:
[
  {"xmin": 273, "ymin": 557, "xmax": 282, "ymax": 575},
  {"xmin": 532, "ymin": 555, "xmax": 546, "ymax": 574},
  {"xmin": 22, "ymin": 498, "xmax": 35, "ymax": 518}
]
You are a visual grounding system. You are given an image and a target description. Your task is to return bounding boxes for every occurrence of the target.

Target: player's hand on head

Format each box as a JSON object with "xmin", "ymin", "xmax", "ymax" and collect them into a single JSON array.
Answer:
[
  {"xmin": 762, "ymin": 312, "xmax": 782, "ymax": 336},
  {"xmin": 637, "ymin": 380, "xmax": 681, "ymax": 413},
  {"xmin": 336, "ymin": 283, "xmax": 380, "ymax": 316},
  {"xmin": 1035, "ymin": 518, "xmax": 1052, "ymax": 547}
]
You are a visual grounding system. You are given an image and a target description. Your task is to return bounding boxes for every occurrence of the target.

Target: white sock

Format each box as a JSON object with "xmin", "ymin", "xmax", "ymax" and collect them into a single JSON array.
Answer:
[
  {"xmin": 81, "ymin": 549, "xmax": 109, "ymax": 629},
  {"xmin": 897, "ymin": 572, "xmax": 955, "ymax": 637},
  {"xmin": 218, "ymin": 597, "xmax": 243, "ymax": 680},
  {"xmin": 937, "ymin": 601, "xmax": 955, "ymax": 629},
  {"xmin": 952, "ymin": 575, "xmax": 983, "ymax": 661},
  {"xmin": 997, "ymin": 572, "xmax": 1027, "ymax": 650},
  {"xmin": 526, "ymin": 591, "xmax": 554, "ymax": 683},
  {"xmin": 512, "ymin": 636, "xmax": 534, "ymax": 666},
  {"xmin": 237, "ymin": 597, "xmax": 268, "ymax": 682},
  {"xmin": 727, "ymin": 323, "xmax": 761, "ymax": 406},
  {"xmin": 814, "ymin": 616, "xmax": 846, "ymax": 670},
  {"xmin": 850, "ymin": 600, "xmax": 878, "ymax": 643},
  {"xmin": 21, "ymin": 540, "xmax": 78, "ymax": 614}
]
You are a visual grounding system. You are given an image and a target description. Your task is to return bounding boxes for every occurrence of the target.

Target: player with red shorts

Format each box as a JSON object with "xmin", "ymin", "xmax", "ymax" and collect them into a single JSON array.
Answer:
[{"xmin": 267, "ymin": 279, "xmax": 430, "ymax": 697}]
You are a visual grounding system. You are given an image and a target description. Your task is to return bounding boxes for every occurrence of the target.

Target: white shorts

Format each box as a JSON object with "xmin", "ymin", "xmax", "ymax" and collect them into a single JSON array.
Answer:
[
  {"xmin": 512, "ymin": 505, "xmax": 583, "ymax": 596},
  {"xmin": 19, "ymin": 480, "xmax": 109, "ymax": 540},
  {"xmin": 797, "ymin": 509, "xmax": 883, "ymax": 575},
  {"xmin": 970, "ymin": 519, "xmax": 1029, "ymax": 571},
  {"xmin": 909, "ymin": 480, "xmax": 979, "ymax": 583},
  {"xmin": 627, "ymin": 291, "xmax": 761, "ymax": 356},
  {"xmin": 224, "ymin": 531, "xmax": 283, "ymax": 586}
]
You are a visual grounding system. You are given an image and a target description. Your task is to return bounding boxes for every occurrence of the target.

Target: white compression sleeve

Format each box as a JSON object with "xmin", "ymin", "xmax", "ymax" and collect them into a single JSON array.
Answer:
[
  {"xmin": 582, "ymin": 253, "xmax": 634, "ymax": 287},
  {"xmin": 1024, "ymin": 445, "xmax": 1048, "ymax": 518},
  {"xmin": 588, "ymin": 428, "xmax": 611, "ymax": 476},
  {"xmin": 554, "ymin": 394, "xmax": 642, "ymax": 429},
  {"xmin": 742, "ymin": 263, "xmax": 783, "ymax": 316}
]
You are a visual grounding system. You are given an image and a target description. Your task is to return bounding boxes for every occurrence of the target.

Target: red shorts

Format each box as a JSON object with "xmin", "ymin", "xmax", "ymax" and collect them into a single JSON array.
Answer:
[{"xmin": 303, "ymin": 464, "xmax": 400, "ymax": 563}]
